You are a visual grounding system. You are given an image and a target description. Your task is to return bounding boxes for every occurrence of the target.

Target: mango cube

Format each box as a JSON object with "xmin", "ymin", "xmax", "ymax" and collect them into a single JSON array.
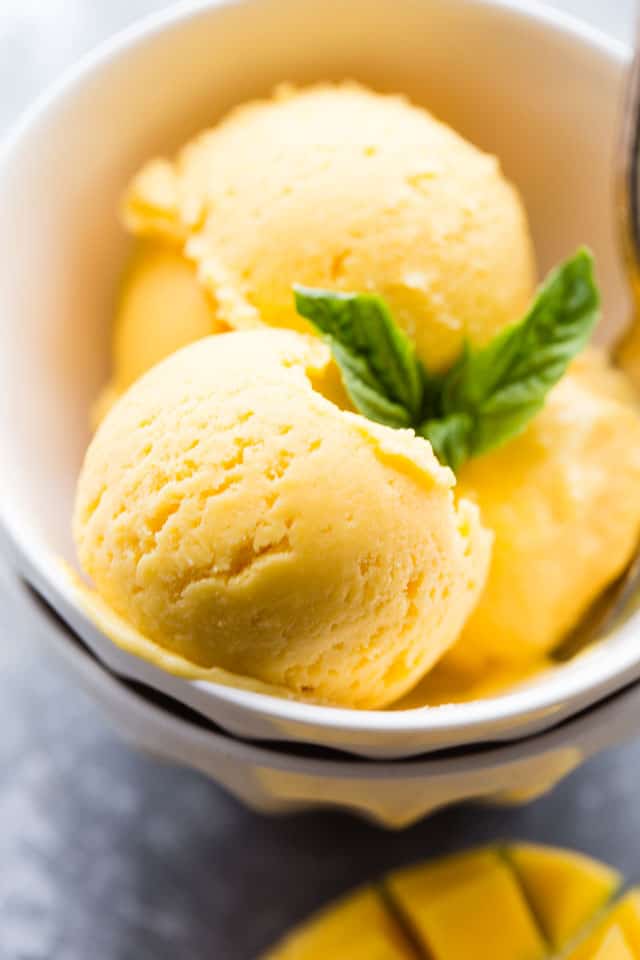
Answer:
[
  {"xmin": 263, "ymin": 887, "xmax": 415, "ymax": 959},
  {"xmin": 507, "ymin": 844, "xmax": 620, "ymax": 948},
  {"xmin": 566, "ymin": 892, "xmax": 640, "ymax": 960},
  {"xmin": 387, "ymin": 849, "xmax": 546, "ymax": 960},
  {"xmin": 263, "ymin": 846, "xmax": 632, "ymax": 959},
  {"xmin": 592, "ymin": 927, "xmax": 635, "ymax": 960}
]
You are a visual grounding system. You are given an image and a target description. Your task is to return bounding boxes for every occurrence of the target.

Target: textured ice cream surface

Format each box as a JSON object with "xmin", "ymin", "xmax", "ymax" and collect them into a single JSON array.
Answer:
[
  {"xmin": 93, "ymin": 240, "xmax": 224, "ymax": 424},
  {"xmin": 445, "ymin": 349, "xmax": 640, "ymax": 671},
  {"xmin": 74, "ymin": 329, "xmax": 491, "ymax": 709},
  {"xmin": 124, "ymin": 83, "xmax": 535, "ymax": 374}
]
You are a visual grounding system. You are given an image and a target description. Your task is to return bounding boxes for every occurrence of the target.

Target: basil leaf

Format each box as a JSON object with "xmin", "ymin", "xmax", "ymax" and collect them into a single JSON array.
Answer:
[
  {"xmin": 328, "ymin": 339, "xmax": 413, "ymax": 427},
  {"xmin": 293, "ymin": 286, "xmax": 424, "ymax": 427},
  {"xmin": 293, "ymin": 249, "xmax": 600, "ymax": 472},
  {"xmin": 418, "ymin": 414, "xmax": 473, "ymax": 472},
  {"xmin": 440, "ymin": 248, "xmax": 600, "ymax": 457}
]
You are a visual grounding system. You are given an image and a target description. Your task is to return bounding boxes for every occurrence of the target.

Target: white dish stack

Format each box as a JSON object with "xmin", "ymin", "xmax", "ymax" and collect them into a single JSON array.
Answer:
[{"xmin": 1, "ymin": 0, "xmax": 639, "ymax": 826}]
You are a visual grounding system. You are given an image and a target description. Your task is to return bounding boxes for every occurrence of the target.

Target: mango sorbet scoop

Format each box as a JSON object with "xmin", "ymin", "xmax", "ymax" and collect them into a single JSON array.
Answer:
[{"xmin": 73, "ymin": 330, "xmax": 491, "ymax": 709}]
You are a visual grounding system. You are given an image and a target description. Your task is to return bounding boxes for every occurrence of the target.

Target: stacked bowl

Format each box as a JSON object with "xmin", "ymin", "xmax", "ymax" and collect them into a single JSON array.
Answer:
[{"xmin": 1, "ymin": 0, "xmax": 639, "ymax": 827}]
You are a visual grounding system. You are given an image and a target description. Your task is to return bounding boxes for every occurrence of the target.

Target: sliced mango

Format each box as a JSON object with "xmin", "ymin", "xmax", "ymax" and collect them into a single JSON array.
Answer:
[
  {"xmin": 387, "ymin": 849, "xmax": 547, "ymax": 960},
  {"xmin": 262, "ymin": 887, "xmax": 416, "ymax": 959},
  {"xmin": 263, "ymin": 845, "xmax": 632, "ymax": 960},
  {"xmin": 591, "ymin": 927, "xmax": 635, "ymax": 960},
  {"xmin": 565, "ymin": 892, "xmax": 640, "ymax": 960},
  {"xmin": 507, "ymin": 844, "xmax": 621, "ymax": 949},
  {"xmin": 387, "ymin": 847, "xmax": 501, "ymax": 901}
]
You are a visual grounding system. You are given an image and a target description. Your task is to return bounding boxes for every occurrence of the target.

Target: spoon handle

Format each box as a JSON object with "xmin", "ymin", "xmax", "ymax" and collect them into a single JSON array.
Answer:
[{"xmin": 620, "ymin": 22, "xmax": 640, "ymax": 295}]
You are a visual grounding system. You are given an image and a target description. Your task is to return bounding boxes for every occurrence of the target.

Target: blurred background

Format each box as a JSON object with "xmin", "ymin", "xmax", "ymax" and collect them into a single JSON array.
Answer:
[{"xmin": 0, "ymin": 2, "xmax": 638, "ymax": 959}]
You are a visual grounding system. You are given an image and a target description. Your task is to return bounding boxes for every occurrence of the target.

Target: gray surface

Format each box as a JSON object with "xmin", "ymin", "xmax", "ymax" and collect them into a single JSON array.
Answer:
[{"xmin": 0, "ymin": 2, "xmax": 639, "ymax": 958}]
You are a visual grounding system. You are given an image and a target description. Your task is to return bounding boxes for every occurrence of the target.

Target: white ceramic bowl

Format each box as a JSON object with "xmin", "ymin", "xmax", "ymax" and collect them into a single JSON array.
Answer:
[
  {"xmin": 0, "ymin": 0, "xmax": 638, "ymax": 759},
  {"xmin": 9, "ymin": 559, "xmax": 640, "ymax": 828}
]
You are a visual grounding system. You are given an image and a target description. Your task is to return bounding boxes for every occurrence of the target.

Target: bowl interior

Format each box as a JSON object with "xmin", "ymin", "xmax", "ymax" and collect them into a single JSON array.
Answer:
[{"xmin": 0, "ymin": 0, "xmax": 637, "ymax": 753}]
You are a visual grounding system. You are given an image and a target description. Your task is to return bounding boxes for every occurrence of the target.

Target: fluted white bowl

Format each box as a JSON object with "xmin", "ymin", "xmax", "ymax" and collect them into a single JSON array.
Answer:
[
  {"xmin": 8, "ymin": 559, "xmax": 640, "ymax": 828},
  {"xmin": 0, "ymin": 0, "xmax": 637, "ymax": 759}
]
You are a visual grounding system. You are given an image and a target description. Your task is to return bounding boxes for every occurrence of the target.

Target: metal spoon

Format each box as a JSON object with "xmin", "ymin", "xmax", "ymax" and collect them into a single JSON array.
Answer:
[
  {"xmin": 556, "ymin": 30, "xmax": 640, "ymax": 660},
  {"xmin": 619, "ymin": 14, "xmax": 640, "ymax": 307}
]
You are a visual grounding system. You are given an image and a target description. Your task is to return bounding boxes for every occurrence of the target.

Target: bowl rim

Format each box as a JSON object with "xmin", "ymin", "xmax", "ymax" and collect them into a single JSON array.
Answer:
[
  {"xmin": 16, "ymin": 563, "xmax": 640, "ymax": 778},
  {"xmin": 0, "ymin": 0, "xmax": 637, "ymax": 748}
]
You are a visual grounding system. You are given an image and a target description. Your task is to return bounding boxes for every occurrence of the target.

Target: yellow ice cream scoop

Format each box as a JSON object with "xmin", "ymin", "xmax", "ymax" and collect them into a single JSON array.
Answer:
[
  {"xmin": 445, "ymin": 349, "xmax": 640, "ymax": 671},
  {"xmin": 73, "ymin": 328, "xmax": 491, "ymax": 709},
  {"xmin": 123, "ymin": 82, "xmax": 535, "ymax": 374},
  {"xmin": 93, "ymin": 239, "xmax": 225, "ymax": 423}
]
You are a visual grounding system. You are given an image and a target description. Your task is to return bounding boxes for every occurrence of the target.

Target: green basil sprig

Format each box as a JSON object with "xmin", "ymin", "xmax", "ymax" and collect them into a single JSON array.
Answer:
[
  {"xmin": 294, "ymin": 248, "xmax": 600, "ymax": 471},
  {"xmin": 292, "ymin": 288, "xmax": 423, "ymax": 428}
]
